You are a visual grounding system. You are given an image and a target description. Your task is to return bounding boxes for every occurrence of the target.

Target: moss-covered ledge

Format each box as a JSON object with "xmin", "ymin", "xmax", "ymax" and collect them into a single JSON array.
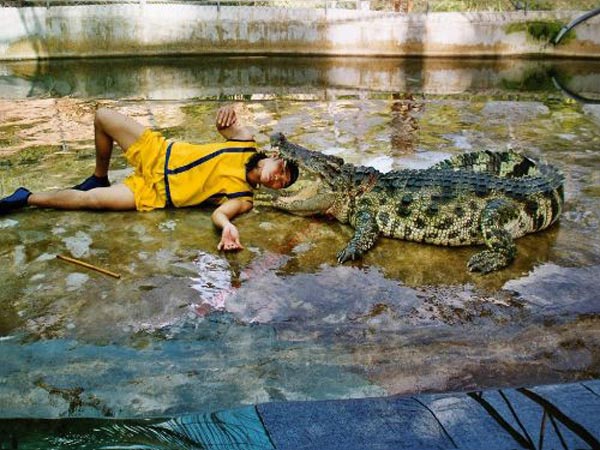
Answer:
[{"xmin": 0, "ymin": 6, "xmax": 599, "ymax": 60}]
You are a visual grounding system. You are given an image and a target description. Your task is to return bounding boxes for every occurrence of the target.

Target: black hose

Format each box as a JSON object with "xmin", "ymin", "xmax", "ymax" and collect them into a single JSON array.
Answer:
[{"xmin": 554, "ymin": 7, "xmax": 600, "ymax": 45}]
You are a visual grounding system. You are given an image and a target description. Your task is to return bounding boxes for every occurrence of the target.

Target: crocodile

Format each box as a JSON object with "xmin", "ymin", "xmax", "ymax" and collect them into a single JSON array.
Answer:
[{"xmin": 264, "ymin": 133, "xmax": 564, "ymax": 273}]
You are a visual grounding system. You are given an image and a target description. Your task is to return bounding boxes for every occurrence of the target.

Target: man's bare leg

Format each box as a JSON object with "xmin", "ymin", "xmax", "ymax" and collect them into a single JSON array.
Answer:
[
  {"xmin": 92, "ymin": 108, "xmax": 146, "ymax": 178},
  {"xmin": 28, "ymin": 184, "xmax": 136, "ymax": 211},
  {"xmin": 74, "ymin": 108, "xmax": 147, "ymax": 190},
  {"xmin": 1, "ymin": 108, "xmax": 144, "ymax": 214}
]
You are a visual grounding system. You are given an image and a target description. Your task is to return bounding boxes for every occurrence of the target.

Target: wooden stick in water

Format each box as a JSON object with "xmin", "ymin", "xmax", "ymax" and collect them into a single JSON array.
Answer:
[{"xmin": 56, "ymin": 254, "xmax": 121, "ymax": 279}]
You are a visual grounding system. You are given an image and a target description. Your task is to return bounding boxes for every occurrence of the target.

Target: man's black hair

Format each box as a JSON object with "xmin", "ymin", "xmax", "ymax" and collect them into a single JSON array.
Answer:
[
  {"xmin": 246, "ymin": 152, "xmax": 268, "ymax": 172},
  {"xmin": 286, "ymin": 160, "xmax": 299, "ymax": 187},
  {"xmin": 246, "ymin": 153, "xmax": 299, "ymax": 188}
]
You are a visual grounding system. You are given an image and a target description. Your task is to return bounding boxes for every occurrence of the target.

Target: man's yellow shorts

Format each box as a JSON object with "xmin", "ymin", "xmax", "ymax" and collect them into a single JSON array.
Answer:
[{"xmin": 123, "ymin": 129, "xmax": 168, "ymax": 211}]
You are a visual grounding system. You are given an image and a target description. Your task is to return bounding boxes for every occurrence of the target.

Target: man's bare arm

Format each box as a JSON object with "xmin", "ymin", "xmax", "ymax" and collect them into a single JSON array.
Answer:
[
  {"xmin": 216, "ymin": 105, "xmax": 254, "ymax": 141},
  {"xmin": 211, "ymin": 198, "xmax": 253, "ymax": 251}
]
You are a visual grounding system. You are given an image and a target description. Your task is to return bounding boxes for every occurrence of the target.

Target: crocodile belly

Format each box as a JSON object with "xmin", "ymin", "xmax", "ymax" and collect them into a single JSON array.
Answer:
[{"xmin": 372, "ymin": 195, "xmax": 487, "ymax": 247}]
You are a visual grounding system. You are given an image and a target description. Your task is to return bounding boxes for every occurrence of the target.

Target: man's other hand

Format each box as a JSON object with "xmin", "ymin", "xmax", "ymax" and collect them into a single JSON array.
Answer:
[{"xmin": 217, "ymin": 222, "xmax": 244, "ymax": 251}]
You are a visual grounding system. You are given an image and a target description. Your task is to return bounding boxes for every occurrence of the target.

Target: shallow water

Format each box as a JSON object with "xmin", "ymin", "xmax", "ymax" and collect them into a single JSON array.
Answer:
[{"xmin": 0, "ymin": 57, "xmax": 599, "ymax": 423}]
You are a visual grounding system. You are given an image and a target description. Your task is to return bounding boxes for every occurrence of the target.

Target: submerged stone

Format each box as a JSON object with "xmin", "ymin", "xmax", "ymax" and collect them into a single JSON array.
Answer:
[
  {"xmin": 66, "ymin": 273, "xmax": 89, "ymax": 291},
  {"xmin": 62, "ymin": 231, "xmax": 93, "ymax": 259},
  {"xmin": 0, "ymin": 218, "xmax": 18, "ymax": 229}
]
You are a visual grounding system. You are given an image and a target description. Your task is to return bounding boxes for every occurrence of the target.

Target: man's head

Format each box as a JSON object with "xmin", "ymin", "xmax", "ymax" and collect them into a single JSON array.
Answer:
[{"xmin": 246, "ymin": 153, "xmax": 299, "ymax": 189}]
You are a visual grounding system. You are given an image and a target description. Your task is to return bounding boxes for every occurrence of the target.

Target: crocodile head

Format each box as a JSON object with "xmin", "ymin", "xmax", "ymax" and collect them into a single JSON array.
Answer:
[{"xmin": 265, "ymin": 132, "xmax": 352, "ymax": 220}]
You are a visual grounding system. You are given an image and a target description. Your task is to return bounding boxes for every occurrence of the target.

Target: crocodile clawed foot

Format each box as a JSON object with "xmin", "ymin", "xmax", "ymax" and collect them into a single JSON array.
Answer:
[
  {"xmin": 467, "ymin": 250, "xmax": 511, "ymax": 274},
  {"xmin": 337, "ymin": 245, "xmax": 360, "ymax": 264}
]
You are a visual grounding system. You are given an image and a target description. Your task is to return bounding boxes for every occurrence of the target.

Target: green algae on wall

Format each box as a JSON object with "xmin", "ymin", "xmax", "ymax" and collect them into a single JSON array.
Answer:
[
  {"xmin": 3, "ymin": 7, "xmax": 600, "ymax": 60},
  {"xmin": 505, "ymin": 21, "xmax": 575, "ymax": 45}
]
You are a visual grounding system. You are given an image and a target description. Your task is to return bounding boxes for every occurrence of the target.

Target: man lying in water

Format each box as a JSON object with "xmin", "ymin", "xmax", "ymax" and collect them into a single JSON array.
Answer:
[{"xmin": 0, "ymin": 105, "xmax": 299, "ymax": 252}]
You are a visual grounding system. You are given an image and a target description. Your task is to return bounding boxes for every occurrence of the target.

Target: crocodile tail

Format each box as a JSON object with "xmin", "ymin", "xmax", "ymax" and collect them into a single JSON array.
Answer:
[
  {"xmin": 431, "ymin": 150, "xmax": 541, "ymax": 178},
  {"xmin": 538, "ymin": 162, "xmax": 565, "ymax": 227},
  {"xmin": 434, "ymin": 151, "xmax": 565, "ymax": 229}
]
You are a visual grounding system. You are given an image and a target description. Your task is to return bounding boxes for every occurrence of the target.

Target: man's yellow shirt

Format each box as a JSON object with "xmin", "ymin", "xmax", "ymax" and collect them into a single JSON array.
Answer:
[
  {"xmin": 165, "ymin": 139, "xmax": 257, "ymax": 208},
  {"xmin": 123, "ymin": 129, "xmax": 257, "ymax": 211}
]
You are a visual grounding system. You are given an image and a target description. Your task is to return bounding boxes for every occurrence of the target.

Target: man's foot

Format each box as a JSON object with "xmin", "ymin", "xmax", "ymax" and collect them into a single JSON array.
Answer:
[
  {"xmin": 72, "ymin": 174, "xmax": 110, "ymax": 191},
  {"xmin": 0, "ymin": 187, "xmax": 31, "ymax": 214}
]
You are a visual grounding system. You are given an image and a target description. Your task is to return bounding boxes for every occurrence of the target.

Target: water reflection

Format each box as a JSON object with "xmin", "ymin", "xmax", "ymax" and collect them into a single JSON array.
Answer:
[
  {"xmin": 551, "ymin": 71, "xmax": 600, "ymax": 104},
  {"xmin": 1, "ymin": 56, "xmax": 600, "ymax": 101}
]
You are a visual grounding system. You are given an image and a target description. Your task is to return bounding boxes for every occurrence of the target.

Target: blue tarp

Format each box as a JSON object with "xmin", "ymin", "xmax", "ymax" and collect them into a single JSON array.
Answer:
[{"xmin": 1, "ymin": 380, "xmax": 599, "ymax": 449}]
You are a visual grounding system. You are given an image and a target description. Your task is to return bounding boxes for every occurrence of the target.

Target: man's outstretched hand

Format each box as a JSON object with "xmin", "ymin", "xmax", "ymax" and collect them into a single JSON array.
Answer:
[{"xmin": 217, "ymin": 222, "xmax": 244, "ymax": 251}]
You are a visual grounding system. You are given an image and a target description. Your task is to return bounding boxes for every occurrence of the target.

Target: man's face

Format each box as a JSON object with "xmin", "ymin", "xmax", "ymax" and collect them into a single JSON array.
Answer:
[{"xmin": 260, "ymin": 157, "xmax": 292, "ymax": 189}]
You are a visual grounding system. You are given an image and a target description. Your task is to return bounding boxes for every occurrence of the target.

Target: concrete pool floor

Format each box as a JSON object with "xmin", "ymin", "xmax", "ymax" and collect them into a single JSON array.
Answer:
[{"xmin": 1, "ymin": 59, "xmax": 600, "ymax": 448}]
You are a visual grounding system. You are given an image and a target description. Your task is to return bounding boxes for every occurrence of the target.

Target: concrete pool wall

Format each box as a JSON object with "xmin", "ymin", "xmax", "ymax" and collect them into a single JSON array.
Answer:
[{"xmin": 1, "ymin": 6, "xmax": 599, "ymax": 60}]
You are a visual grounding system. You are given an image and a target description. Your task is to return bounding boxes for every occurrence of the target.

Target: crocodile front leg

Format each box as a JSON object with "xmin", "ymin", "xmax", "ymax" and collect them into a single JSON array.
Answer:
[
  {"xmin": 468, "ymin": 198, "xmax": 518, "ymax": 273},
  {"xmin": 337, "ymin": 209, "xmax": 380, "ymax": 263}
]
